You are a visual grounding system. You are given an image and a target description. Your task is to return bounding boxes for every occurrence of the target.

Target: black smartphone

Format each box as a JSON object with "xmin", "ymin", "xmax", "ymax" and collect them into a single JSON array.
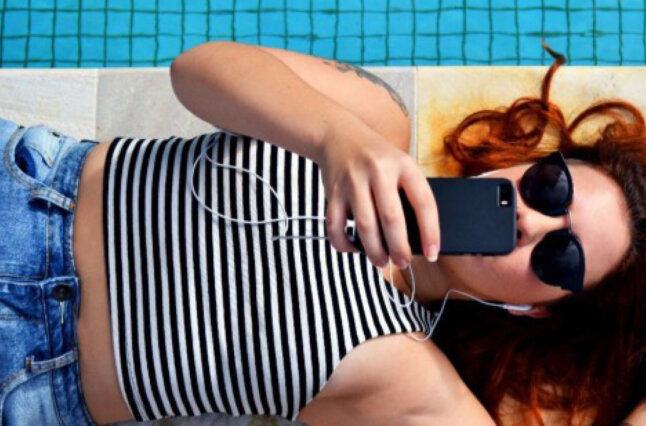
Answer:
[{"xmin": 344, "ymin": 177, "xmax": 517, "ymax": 256}]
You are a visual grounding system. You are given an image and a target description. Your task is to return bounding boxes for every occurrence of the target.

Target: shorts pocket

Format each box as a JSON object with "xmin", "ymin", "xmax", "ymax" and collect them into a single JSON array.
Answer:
[
  {"xmin": 3, "ymin": 125, "xmax": 62, "ymax": 188},
  {"xmin": 0, "ymin": 126, "xmax": 56, "ymax": 280}
]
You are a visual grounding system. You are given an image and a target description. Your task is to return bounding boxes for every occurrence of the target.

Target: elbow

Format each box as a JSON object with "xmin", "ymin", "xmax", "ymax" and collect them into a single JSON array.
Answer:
[
  {"xmin": 170, "ymin": 41, "xmax": 239, "ymax": 101},
  {"xmin": 170, "ymin": 41, "xmax": 216, "ymax": 107},
  {"xmin": 169, "ymin": 56, "xmax": 188, "ymax": 109},
  {"xmin": 171, "ymin": 40, "xmax": 238, "ymax": 73},
  {"xmin": 170, "ymin": 46, "xmax": 191, "ymax": 100},
  {"xmin": 170, "ymin": 40, "xmax": 225, "ymax": 85}
]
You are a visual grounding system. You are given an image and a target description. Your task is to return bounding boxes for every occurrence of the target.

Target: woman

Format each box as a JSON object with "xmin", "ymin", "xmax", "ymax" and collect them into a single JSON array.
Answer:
[
  {"xmin": 431, "ymin": 45, "xmax": 646, "ymax": 425},
  {"xmin": 0, "ymin": 40, "xmax": 642, "ymax": 426}
]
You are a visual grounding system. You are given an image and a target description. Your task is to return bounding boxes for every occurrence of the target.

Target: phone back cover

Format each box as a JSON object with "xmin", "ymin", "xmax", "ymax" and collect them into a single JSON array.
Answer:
[{"xmin": 400, "ymin": 177, "xmax": 517, "ymax": 255}]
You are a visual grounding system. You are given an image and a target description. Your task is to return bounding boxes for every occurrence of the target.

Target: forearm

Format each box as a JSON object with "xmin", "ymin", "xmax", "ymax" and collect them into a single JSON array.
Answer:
[{"xmin": 170, "ymin": 41, "xmax": 359, "ymax": 164}]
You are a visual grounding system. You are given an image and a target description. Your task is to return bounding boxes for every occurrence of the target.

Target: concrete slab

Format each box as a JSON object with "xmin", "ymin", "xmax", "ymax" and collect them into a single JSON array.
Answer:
[
  {"xmin": 0, "ymin": 69, "xmax": 98, "ymax": 140},
  {"xmin": 95, "ymin": 67, "xmax": 218, "ymax": 142}
]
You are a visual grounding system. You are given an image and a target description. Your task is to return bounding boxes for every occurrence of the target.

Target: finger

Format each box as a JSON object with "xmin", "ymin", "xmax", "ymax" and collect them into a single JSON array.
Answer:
[
  {"xmin": 399, "ymin": 164, "xmax": 441, "ymax": 260},
  {"xmin": 349, "ymin": 184, "xmax": 389, "ymax": 267},
  {"xmin": 372, "ymin": 171, "xmax": 411, "ymax": 268},
  {"xmin": 325, "ymin": 193, "xmax": 360, "ymax": 253}
]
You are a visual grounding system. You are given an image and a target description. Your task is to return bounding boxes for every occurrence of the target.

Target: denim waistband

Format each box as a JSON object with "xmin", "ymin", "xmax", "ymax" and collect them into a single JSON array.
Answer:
[{"xmin": 0, "ymin": 116, "xmax": 100, "ymax": 424}]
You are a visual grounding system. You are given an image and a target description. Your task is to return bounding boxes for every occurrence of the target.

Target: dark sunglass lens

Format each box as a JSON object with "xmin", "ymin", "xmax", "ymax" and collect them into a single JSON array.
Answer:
[
  {"xmin": 531, "ymin": 231, "xmax": 584, "ymax": 293},
  {"xmin": 520, "ymin": 162, "xmax": 570, "ymax": 216}
]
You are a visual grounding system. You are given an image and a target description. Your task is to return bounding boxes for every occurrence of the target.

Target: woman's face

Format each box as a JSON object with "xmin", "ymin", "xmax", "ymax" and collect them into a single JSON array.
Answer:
[{"xmin": 438, "ymin": 160, "xmax": 632, "ymax": 305}]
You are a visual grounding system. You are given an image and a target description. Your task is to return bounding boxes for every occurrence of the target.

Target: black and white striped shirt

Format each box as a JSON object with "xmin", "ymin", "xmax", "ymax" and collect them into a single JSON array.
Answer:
[{"xmin": 103, "ymin": 131, "xmax": 435, "ymax": 422}]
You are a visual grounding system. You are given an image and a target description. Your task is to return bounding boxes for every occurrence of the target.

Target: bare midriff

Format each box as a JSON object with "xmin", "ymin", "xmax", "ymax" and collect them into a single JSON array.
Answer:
[{"xmin": 74, "ymin": 139, "xmax": 134, "ymax": 424}]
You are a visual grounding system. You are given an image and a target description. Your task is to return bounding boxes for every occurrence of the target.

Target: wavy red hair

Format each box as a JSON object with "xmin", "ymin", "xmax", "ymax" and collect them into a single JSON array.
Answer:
[{"xmin": 432, "ymin": 43, "xmax": 646, "ymax": 425}]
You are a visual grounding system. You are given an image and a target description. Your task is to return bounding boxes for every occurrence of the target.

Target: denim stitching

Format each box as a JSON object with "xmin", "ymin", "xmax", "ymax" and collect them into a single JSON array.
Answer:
[
  {"xmin": 0, "ymin": 270, "xmax": 45, "ymax": 281},
  {"xmin": 41, "ymin": 281, "xmax": 58, "ymax": 423},
  {"xmin": 45, "ymin": 140, "xmax": 77, "ymax": 280},
  {"xmin": 0, "ymin": 314, "xmax": 41, "ymax": 323},
  {"xmin": 61, "ymin": 152, "xmax": 75, "ymax": 275},
  {"xmin": 45, "ymin": 199, "xmax": 51, "ymax": 278},
  {"xmin": 75, "ymin": 360, "xmax": 97, "ymax": 425},
  {"xmin": 50, "ymin": 142, "xmax": 70, "ymax": 277},
  {"xmin": 29, "ymin": 350, "xmax": 77, "ymax": 374},
  {"xmin": 49, "ymin": 370, "xmax": 65, "ymax": 425},
  {"xmin": 66, "ymin": 143, "xmax": 95, "ymax": 273},
  {"xmin": 71, "ymin": 334, "xmax": 97, "ymax": 425},
  {"xmin": 0, "ymin": 367, "xmax": 28, "ymax": 393},
  {"xmin": 41, "ymin": 278, "xmax": 54, "ymax": 368},
  {"xmin": 0, "ymin": 284, "xmax": 42, "ymax": 323},
  {"xmin": 31, "ymin": 187, "xmax": 75, "ymax": 212},
  {"xmin": 0, "ymin": 263, "xmax": 46, "ymax": 281}
]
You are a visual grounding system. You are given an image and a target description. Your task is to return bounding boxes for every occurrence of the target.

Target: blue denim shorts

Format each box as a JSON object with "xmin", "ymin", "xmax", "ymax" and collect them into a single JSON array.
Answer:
[{"xmin": 0, "ymin": 117, "xmax": 99, "ymax": 425}]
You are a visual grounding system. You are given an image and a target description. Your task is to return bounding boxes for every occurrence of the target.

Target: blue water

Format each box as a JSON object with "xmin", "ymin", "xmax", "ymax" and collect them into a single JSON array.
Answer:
[{"xmin": 0, "ymin": 0, "xmax": 643, "ymax": 67}]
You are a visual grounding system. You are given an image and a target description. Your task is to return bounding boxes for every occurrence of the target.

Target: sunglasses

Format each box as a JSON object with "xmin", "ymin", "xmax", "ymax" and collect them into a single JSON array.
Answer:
[{"xmin": 519, "ymin": 151, "xmax": 585, "ymax": 294}]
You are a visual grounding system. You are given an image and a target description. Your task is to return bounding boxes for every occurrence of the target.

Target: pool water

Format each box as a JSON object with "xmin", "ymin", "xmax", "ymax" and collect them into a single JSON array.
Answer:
[{"xmin": 0, "ymin": 0, "xmax": 643, "ymax": 67}]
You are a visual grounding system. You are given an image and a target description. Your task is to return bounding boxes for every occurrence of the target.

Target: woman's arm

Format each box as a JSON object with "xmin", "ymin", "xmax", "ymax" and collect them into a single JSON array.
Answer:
[
  {"xmin": 169, "ymin": 41, "xmax": 410, "ymax": 164},
  {"xmin": 297, "ymin": 333, "xmax": 495, "ymax": 426},
  {"xmin": 255, "ymin": 44, "xmax": 411, "ymax": 151}
]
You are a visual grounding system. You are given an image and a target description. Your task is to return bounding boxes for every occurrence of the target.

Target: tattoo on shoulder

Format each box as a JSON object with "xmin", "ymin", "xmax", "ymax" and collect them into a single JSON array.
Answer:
[{"xmin": 321, "ymin": 59, "xmax": 409, "ymax": 119}]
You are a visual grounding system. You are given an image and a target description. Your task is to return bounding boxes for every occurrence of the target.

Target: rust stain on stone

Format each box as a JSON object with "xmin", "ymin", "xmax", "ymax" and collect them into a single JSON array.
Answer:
[{"xmin": 415, "ymin": 66, "xmax": 646, "ymax": 176}]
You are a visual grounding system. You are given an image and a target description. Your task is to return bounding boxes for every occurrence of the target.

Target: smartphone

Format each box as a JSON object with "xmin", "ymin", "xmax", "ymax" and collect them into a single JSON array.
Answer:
[{"xmin": 344, "ymin": 177, "xmax": 517, "ymax": 256}]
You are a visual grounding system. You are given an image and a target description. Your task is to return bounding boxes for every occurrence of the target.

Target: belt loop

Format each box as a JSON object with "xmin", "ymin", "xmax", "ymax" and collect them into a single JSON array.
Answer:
[
  {"xmin": 24, "ymin": 349, "xmax": 78, "ymax": 375},
  {"xmin": 30, "ymin": 186, "xmax": 76, "ymax": 212}
]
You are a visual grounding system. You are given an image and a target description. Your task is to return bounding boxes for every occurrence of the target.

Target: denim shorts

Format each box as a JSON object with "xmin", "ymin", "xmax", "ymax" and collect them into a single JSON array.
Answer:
[{"xmin": 0, "ymin": 117, "xmax": 99, "ymax": 425}]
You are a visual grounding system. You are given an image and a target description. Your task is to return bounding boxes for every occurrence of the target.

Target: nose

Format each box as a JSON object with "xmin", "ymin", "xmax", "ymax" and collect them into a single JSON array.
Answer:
[{"xmin": 515, "ymin": 195, "xmax": 571, "ymax": 247}]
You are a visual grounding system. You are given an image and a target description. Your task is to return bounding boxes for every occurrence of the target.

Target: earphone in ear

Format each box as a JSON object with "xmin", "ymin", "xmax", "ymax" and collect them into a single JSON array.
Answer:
[
  {"xmin": 501, "ymin": 303, "xmax": 533, "ymax": 312},
  {"xmin": 405, "ymin": 288, "xmax": 538, "ymax": 343}
]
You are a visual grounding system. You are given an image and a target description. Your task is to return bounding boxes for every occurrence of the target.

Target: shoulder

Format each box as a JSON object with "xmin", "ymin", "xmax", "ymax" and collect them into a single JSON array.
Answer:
[{"xmin": 298, "ymin": 332, "xmax": 495, "ymax": 426}]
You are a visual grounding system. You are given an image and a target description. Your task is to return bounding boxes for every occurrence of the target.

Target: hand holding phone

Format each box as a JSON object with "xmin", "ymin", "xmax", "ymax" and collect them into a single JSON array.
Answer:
[
  {"xmin": 345, "ymin": 177, "xmax": 517, "ymax": 256},
  {"xmin": 317, "ymin": 116, "xmax": 440, "ymax": 268}
]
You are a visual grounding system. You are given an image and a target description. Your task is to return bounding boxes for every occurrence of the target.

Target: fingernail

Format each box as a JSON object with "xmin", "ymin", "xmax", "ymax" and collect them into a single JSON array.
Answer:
[{"xmin": 426, "ymin": 244, "xmax": 439, "ymax": 262}]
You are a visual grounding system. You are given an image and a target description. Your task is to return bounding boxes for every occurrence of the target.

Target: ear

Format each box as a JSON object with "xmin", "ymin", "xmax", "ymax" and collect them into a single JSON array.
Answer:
[{"xmin": 507, "ymin": 304, "xmax": 551, "ymax": 318}]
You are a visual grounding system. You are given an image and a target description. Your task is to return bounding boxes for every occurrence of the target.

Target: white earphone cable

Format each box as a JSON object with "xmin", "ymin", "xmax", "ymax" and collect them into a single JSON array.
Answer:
[{"xmin": 190, "ymin": 136, "xmax": 530, "ymax": 343}]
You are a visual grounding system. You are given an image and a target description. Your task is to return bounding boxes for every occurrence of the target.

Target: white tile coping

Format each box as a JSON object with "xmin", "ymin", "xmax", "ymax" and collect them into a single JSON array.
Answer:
[{"xmin": 0, "ymin": 66, "xmax": 416, "ymax": 157}]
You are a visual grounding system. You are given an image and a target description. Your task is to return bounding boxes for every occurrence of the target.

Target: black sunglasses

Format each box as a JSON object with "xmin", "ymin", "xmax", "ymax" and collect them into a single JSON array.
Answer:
[{"xmin": 519, "ymin": 151, "xmax": 585, "ymax": 294}]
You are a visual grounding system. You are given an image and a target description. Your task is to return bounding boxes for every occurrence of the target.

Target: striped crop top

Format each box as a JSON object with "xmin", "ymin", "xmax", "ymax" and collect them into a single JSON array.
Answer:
[{"xmin": 103, "ymin": 131, "xmax": 436, "ymax": 422}]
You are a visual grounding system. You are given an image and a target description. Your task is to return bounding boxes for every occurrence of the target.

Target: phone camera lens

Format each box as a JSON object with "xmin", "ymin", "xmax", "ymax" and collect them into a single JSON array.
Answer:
[{"xmin": 499, "ymin": 183, "xmax": 512, "ymax": 208}]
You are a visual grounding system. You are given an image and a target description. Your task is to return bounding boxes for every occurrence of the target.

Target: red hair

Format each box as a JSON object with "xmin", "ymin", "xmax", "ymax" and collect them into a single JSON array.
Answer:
[{"xmin": 433, "ymin": 43, "xmax": 646, "ymax": 425}]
